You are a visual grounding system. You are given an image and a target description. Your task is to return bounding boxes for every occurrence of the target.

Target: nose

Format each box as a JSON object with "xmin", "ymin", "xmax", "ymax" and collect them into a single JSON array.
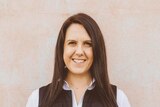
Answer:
[{"xmin": 75, "ymin": 45, "xmax": 84, "ymax": 56}]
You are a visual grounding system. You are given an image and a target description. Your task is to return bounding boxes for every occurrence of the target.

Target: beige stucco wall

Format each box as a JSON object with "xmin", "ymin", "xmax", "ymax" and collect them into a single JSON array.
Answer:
[{"xmin": 0, "ymin": 0, "xmax": 160, "ymax": 107}]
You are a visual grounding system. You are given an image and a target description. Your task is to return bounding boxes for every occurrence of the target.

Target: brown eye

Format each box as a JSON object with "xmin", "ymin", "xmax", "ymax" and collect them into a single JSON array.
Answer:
[
  {"xmin": 84, "ymin": 42, "xmax": 92, "ymax": 47},
  {"xmin": 68, "ymin": 41, "xmax": 76, "ymax": 46}
]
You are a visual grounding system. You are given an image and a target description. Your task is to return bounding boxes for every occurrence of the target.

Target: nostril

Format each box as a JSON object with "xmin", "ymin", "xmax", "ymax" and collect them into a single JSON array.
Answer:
[{"xmin": 76, "ymin": 53, "xmax": 83, "ymax": 57}]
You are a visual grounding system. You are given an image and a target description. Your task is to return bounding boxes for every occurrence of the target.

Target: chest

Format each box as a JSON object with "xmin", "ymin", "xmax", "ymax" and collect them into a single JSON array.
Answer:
[
  {"xmin": 39, "ymin": 84, "xmax": 117, "ymax": 107},
  {"xmin": 53, "ymin": 90, "xmax": 105, "ymax": 107}
]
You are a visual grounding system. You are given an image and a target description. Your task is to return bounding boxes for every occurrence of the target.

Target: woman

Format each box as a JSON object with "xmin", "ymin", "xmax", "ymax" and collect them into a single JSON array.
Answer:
[{"xmin": 26, "ymin": 13, "xmax": 131, "ymax": 107}]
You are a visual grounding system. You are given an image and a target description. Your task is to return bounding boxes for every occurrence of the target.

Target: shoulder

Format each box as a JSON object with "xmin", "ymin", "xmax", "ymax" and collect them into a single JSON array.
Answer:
[
  {"xmin": 26, "ymin": 89, "xmax": 39, "ymax": 107},
  {"xmin": 39, "ymin": 83, "xmax": 51, "ymax": 92},
  {"xmin": 26, "ymin": 83, "xmax": 52, "ymax": 107},
  {"xmin": 117, "ymin": 88, "xmax": 131, "ymax": 107},
  {"xmin": 26, "ymin": 83, "xmax": 51, "ymax": 107}
]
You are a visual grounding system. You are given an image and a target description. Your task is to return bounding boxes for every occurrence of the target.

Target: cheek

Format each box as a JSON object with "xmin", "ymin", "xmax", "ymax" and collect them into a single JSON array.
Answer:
[
  {"xmin": 86, "ymin": 49, "xmax": 93, "ymax": 58},
  {"xmin": 63, "ymin": 47, "xmax": 74, "ymax": 61},
  {"xmin": 85, "ymin": 49, "xmax": 93, "ymax": 64}
]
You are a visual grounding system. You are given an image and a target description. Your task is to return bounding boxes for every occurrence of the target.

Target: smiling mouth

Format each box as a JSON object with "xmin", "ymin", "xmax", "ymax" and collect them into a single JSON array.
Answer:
[{"xmin": 72, "ymin": 59, "xmax": 86, "ymax": 63}]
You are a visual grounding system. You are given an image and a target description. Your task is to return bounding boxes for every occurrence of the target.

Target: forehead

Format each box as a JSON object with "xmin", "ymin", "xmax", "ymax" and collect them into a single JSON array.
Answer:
[{"xmin": 65, "ymin": 23, "xmax": 91, "ymax": 40}]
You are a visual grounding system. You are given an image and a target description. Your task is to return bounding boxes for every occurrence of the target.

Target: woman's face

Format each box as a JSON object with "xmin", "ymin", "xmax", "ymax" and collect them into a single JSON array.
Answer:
[{"xmin": 63, "ymin": 23, "xmax": 93, "ymax": 76}]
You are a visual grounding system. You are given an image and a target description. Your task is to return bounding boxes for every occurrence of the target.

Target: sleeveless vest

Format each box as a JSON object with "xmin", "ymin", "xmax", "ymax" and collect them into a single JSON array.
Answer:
[{"xmin": 39, "ymin": 83, "xmax": 117, "ymax": 107}]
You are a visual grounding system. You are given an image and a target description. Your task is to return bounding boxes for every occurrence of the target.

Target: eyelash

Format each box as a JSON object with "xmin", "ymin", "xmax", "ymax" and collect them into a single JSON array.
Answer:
[
  {"xmin": 68, "ymin": 42, "xmax": 92, "ymax": 47},
  {"xmin": 84, "ymin": 42, "xmax": 92, "ymax": 46},
  {"xmin": 68, "ymin": 42, "xmax": 76, "ymax": 45}
]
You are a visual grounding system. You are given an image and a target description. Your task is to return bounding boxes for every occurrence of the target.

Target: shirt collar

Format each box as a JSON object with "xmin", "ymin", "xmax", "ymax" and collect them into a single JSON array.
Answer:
[{"xmin": 63, "ymin": 78, "xmax": 95, "ymax": 91}]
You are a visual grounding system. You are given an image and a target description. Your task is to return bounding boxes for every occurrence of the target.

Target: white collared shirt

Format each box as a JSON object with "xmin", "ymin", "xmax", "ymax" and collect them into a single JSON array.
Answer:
[
  {"xmin": 63, "ymin": 79, "xmax": 96, "ymax": 107},
  {"xmin": 26, "ymin": 80, "xmax": 131, "ymax": 107}
]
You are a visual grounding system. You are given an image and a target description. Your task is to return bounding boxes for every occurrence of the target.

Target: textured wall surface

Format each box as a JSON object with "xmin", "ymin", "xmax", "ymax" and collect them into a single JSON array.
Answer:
[{"xmin": 0, "ymin": 0, "xmax": 160, "ymax": 107}]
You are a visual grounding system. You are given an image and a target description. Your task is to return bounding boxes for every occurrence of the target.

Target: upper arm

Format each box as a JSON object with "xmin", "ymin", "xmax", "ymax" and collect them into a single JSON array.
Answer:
[
  {"xmin": 117, "ymin": 88, "xmax": 131, "ymax": 107},
  {"xmin": 26, "ymin": 89, "xmax": 39, "ymax": 107}
]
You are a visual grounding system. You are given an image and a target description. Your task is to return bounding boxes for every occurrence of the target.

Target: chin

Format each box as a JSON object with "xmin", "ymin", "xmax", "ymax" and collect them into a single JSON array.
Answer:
[{"xmin": 70, "ymin": 69, "xmax": 89, "ymax": 75}]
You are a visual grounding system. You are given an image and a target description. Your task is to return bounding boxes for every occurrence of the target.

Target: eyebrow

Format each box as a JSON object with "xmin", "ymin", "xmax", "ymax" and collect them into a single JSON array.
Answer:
[
  {"xmin": 66, "ymin": 40, "xmax": 92, "ymax": 42},
  {"xmin": 84, "ymin": 40, "xmax": 92, "ymax": 42},
  {"xmin": 66, "ymin": 40, "xmax": 76, "ymax": 42}
]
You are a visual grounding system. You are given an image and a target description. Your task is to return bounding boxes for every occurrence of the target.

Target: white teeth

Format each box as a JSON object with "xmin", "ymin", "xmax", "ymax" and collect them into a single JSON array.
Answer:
[{"xmin": 73, "ymin": 59, "xmax": 85, "ymax": 63}]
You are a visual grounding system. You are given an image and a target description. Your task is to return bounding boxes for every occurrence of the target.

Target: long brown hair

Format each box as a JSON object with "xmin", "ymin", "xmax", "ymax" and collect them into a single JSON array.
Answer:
[{"xmin": 41, "ymin": 13, "xmax": 118, "ymax": 107}]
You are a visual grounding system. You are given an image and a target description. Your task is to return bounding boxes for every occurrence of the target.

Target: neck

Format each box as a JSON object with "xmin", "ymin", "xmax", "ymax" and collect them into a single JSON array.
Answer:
[{"xmin": 65, "ymin": 72, "xmax": 92, "ymax": 89}]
